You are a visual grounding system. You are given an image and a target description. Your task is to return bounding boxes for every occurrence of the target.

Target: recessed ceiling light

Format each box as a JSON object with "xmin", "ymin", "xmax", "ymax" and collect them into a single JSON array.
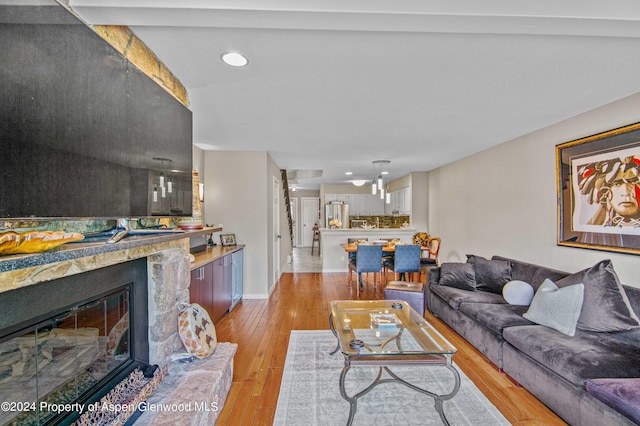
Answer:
[
  {"xmin": 345, "ymin": 171, "xmax": 353, "ymax": 175},
  {"xmin": 221, "ymin": 52, "xmax": 248, "ymax": 67}
]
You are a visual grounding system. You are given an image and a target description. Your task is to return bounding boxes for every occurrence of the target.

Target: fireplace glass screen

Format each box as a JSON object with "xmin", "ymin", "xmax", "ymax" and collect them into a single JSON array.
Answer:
[{"xmin": 0, "ymin": 288, "xmax": 131, "ymax": 425}]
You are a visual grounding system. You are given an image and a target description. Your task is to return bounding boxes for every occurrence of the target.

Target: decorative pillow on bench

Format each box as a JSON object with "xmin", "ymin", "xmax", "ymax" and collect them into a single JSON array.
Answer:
[{"xmin": 466, "ymin": 254, "xmax": 512, "ymax": 294}]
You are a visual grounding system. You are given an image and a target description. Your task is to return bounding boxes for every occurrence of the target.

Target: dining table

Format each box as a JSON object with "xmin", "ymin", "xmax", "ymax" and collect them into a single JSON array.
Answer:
[{"xmin": 340, "ymin": 242, "xmax": 428, "ymax": 253}]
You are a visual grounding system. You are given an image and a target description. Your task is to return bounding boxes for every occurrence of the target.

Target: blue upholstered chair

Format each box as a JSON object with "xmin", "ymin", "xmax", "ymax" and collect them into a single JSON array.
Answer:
[
  {"xmin": 383, "ymin": 244, "xmax": 421, "ymax": 283},
  {"xmin": 348, "ymin": 244, "xmax": 383, "ymax": 297}
]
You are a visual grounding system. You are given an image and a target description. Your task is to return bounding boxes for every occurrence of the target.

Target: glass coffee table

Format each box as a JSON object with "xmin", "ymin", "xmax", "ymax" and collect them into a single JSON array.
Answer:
[{"xmin": 329, "ymin": 300, "xmax": 460, "ymax": 426}]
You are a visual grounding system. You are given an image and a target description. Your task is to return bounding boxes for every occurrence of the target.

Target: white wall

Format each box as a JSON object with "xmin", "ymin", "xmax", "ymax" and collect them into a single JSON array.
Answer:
[
  {"xmin": 410, "ymin": 172, "xmax": 429, "ymax": 232},
  {"xmin": 203, "ymin": 151, "xmax": 270, "ymax": 298},
  {"xmin": 429, "ymin": 93, "xmax": 640, "ymax": 286},
  {"xmin": 202, "ymin": 151, "xmax": 292, "ymax": 298}
]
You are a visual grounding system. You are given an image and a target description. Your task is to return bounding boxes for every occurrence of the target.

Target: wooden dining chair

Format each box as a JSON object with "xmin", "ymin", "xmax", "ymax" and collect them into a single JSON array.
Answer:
[
  {"xmin": 420, "ymin": 237, "xmax": 440, "ymax": 266},
  {"xmin": 420, "ymin": 237, "xmax": 441, "ymax": 282}
]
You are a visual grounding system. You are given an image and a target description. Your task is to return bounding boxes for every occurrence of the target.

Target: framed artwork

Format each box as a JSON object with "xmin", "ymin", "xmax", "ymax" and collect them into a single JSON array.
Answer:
[
  {"xmin": 556, "ymin": 122, "xmax": 640, "ymax": 255},
  {"xmin": 220, "ymin": 233, "xmax": 237, "ymax": 247}
]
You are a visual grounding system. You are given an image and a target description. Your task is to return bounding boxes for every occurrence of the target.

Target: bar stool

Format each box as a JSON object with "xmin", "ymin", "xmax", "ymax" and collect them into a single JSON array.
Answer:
[{"xmin": 311, "ymin": 224, "xmax": 320, "ymax": 255}]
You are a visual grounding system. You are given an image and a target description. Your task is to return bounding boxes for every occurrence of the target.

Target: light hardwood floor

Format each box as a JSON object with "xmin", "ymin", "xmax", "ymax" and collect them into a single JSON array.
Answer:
[{"xmin": 214, "ymin": 271, "xmax": 568, "ymax": 425}]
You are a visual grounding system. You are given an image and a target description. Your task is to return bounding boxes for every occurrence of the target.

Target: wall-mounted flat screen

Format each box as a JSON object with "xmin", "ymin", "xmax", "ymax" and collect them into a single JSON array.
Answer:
[{"xmin": 0, "ymin": 2, "xmax": 193, "ymax": 219}]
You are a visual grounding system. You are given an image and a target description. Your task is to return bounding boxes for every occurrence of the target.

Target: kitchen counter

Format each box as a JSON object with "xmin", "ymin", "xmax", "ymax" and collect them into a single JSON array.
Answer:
[
  {"xmin": 191, "ymin": 244, "xmax": 245, "ymax": 270},
  {"xmin": 319, "ymin": 227, "xmax": 418, "ymax": 272}
]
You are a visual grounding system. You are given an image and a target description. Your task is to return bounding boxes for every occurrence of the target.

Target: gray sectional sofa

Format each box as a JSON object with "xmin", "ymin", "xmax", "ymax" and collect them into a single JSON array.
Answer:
[{"xmin": 426, "ymin": 255, "xmax": 640, "ymax": 426}]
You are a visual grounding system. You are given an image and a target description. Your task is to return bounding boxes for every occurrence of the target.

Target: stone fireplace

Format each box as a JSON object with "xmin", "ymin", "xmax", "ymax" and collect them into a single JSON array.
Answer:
[{"xmin": 0, "ymin": 235, "xmax": 192, "ymax": 425}]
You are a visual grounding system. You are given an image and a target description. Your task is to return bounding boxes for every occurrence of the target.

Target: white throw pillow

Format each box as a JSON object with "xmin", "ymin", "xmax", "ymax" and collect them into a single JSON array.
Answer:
[
  {"xmin": 502, "ymin": 280, "xmax": 534, "ymax": 306},
  {"xmin": 523, "ymin": 278, "xmax": 584, "ymax": 336}
]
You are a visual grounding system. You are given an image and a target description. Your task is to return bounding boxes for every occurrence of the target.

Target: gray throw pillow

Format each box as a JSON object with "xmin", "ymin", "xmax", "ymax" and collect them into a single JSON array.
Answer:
[
  {"xmin": 439, "ymin": 263, "xmax": 477, "ymax": 291},
  {"xmin": 523, "ymin": 278, "xmax": 584, "ymax": 336},
  {"xmin": 466, "ymin": 255, "xmax": 512, "ymax": 294},
  {"xmin": 559, "ymin": 259, "xmax": 640, "ymax": 332}
]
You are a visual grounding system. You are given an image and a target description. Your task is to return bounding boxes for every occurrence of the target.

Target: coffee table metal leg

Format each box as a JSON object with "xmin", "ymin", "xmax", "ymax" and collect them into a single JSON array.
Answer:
[
  {"xmin": 339, "ymin": 361, "xmax": 385, "ymax": 426},
  {"xmin": 328, "ymin": 313, "xmax": 341, "ymax": 355},
  {"xmin": 382, "ymin": 361, "xmax": 461, "ymax": 426}
]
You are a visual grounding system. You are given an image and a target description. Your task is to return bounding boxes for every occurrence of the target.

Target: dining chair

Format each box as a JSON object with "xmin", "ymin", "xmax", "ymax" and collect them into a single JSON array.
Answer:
[
  {"xmin": 348, "ymin": 244, "xmax": 383, "ymax": 297},
  {"xmin": 420, "ymin": 237, "xmax": 441, "ymax": 282},
  {"xmin": 347, "ymin": 238, "xmax": 368, "ymax": 264},
  {"xmin": 420, "ymin": 237, "xmax": 441, "ymax": 267},
  {"xmin": 383, "ymin": 244, "xmax": 421, "ymax": 283}
]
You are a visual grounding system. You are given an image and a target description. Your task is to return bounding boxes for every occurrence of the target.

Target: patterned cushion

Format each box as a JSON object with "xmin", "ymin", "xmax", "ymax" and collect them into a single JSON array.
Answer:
[{"xmin": 178, "ymin": 303, "xmax": 217, "ymax": 359}]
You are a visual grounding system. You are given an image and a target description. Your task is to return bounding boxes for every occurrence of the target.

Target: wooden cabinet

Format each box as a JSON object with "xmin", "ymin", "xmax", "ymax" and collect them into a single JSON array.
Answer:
[
  {"xmin": 190, "ymin": 262, "xmax": 215, "ymax": 321},
  {"xmin": 211, "ymin": 256, "xmax": 232, "ymax": 323},
  {"xmin": 190, "ymin": 246, "xmax": 244, "ymax": 324}
]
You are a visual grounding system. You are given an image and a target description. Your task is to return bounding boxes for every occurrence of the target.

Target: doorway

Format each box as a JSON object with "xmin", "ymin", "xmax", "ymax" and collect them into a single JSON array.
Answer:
[{"xmin": 272, "ymin": 177, "xmax": 281, "ymax": 290}]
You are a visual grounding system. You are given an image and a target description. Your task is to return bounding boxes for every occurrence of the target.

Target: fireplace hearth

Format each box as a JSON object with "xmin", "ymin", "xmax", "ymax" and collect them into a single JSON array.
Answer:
[{"xmin": 0, "ymin": 259, "xmax": 149, "ymax": 425}]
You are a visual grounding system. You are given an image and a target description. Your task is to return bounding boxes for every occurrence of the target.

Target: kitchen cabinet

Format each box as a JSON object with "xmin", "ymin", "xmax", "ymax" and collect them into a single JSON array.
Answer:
[
  {"xmin": 346, "ymin": 194, "xmax": 367, "ymax": 215},
  {"xmin": 368, "ymin": 193, "xmax": 385, "ymax": 214},
  {"xmin": 190, "ymin": 246, "xmax": 244, "ymax": 324},
  {"xmin": 389, "ymin": 187, "xmax": 412, "ymax": 215}
]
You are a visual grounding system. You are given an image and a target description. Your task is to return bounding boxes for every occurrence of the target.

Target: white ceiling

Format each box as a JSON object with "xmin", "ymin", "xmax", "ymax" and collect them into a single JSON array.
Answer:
[{"xmin": 69, "ymin": 0, "xmax": 640, "ymax": 189}]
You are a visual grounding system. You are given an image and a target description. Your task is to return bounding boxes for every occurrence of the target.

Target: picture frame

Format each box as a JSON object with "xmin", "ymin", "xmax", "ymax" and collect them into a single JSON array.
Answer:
[
  {"xmin": 556, "ymin": 122, "xmax": 640, "ymax": 255},
  {"xmin": 220, "ymin": 233, "xmax": 237, "ymax": 247}
]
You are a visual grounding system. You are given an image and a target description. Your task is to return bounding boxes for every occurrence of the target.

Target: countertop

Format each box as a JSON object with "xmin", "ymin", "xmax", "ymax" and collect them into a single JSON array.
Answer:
[
  {"xmin": 0, "ymin": 226, "xmax": 222, "ymax": 273},
  {"xmin": 191, "ymin": 245, "xmax": 245, "ymax": 270}
]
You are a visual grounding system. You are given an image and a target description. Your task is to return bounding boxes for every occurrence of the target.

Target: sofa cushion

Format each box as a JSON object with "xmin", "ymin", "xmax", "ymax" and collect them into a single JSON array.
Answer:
[
  {"xmin": 439, "ymin": 263, "xmax": 476, "ymax": 291},
  {"xmin": 458, "ymin": 302, "xmax": 532, "ymax": 336},
  {"xmin": 503, "ymin": 325, "xmax": 640, "ymax": 388},
  {"xmin": 467, "ymin": 255, "xmax": 512, "ymax": 294},
  {"xmin": 557, "ymin": 259, "xmax": 640, "ymax": 332},
  {"xmin": 586, "ymin": 378, "xmax": 640, "ymax": 425},
  {"xmin": 492, "ymin": 256, "xmax": 569, "ymax": 291},
  {"xmin": 523, "ymin": 279, "xmax": 584, "ymax": 336},
  {"xmin": 430, "ymin": 284, "xmax": 506, "ymax": 310}
]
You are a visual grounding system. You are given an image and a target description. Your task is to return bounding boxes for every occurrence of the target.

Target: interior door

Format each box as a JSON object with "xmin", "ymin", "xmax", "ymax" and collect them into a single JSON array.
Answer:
[
  {"xmin": 290, "ymin": 197, "xmax": 299, "ymax": 247},
  {"xmin": 301, "ymin": 197, "xmax": 319, "ymax": 247}
]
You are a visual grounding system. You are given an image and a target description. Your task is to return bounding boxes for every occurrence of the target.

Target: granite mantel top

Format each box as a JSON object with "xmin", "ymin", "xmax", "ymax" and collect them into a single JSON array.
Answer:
[{"xmin": 0, "ymin": 227, "xmax": 220, "ymax": 273}]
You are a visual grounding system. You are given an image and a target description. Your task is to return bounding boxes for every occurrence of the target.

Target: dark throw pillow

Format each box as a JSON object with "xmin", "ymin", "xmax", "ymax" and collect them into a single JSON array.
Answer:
[
  {"xmin": 466, "ymin": 255, "xmax": 512, "ymax": 294},
  {"xmin": 439, "ymin": 263, "xmax": 477, "ymax": 291},
  {"xmin": 567, "ymin": 259, "xmax": 640, "ymax": 332}
]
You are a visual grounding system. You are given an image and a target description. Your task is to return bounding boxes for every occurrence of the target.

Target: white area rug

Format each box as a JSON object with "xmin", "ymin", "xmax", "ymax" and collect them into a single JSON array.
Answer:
[{"xmin": 274, "ymin": 330, "xmax": 511, "ymax": 426}]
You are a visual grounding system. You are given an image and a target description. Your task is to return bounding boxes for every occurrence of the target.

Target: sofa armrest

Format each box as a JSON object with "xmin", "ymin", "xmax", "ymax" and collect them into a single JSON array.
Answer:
[{"xmin": 426, "ymin": 267, "xmax": 440, "ymax": 314}]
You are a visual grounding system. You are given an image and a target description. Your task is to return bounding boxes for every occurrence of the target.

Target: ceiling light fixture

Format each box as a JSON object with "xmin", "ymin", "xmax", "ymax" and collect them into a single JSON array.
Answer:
[
  {"xmin": 221, "ymin": 52, "xmax": 248, "ymax": 67},
  {"xmin": 352, "ymin": 180, "xmax": 366, "ymax": 186},
  {"xmin": 372, "ymin": 160, "xmax": 390, "ymax": 196}
]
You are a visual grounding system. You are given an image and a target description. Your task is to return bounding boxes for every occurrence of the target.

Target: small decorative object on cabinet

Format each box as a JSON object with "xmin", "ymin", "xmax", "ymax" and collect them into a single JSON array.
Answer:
[{"xmin": 220, "ymin": 233, "xmax": 237, "ymax": 246}]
